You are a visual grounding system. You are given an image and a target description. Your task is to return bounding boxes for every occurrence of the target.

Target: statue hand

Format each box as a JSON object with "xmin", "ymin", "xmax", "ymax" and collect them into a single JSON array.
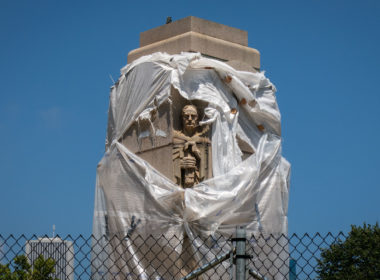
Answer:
[
  {"xmin": 180, "ymin": 156, "xmax": 197, "ymax": 169},
  {"xmin": 184, "ymin": 141, "xmax": 195, "ymax": 150}
]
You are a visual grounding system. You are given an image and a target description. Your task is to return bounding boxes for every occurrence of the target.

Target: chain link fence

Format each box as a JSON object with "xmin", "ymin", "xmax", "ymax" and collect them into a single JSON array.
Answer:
[{"xmin": 0, "ymin": 232, "xmax": 346, "ymax": 280}]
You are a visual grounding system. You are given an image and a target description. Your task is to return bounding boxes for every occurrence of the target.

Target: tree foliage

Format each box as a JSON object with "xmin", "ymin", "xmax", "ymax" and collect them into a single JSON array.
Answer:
[
  {"xmin": 0, "ymin": 255, "xmax": 58, "ymax": 280},
  {"xmin": 317, "ymin": 223, "xmax": 380, "ymax": 280}
]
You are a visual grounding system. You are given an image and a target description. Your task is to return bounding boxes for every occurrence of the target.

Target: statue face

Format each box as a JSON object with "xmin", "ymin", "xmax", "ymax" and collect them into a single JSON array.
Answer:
[{"xmin": 182, "ymin": 105, "xmax": 198, "ymax": 131}]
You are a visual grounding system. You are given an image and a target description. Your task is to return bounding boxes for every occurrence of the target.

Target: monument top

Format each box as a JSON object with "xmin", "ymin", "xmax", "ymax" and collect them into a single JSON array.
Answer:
[
  {"xmin": 127, "ymin": 16, "xmax": 260, "ymax": 71},
  {"xmin": 140, "ymin": 16, "xmax": 248, "ymax": 47}
]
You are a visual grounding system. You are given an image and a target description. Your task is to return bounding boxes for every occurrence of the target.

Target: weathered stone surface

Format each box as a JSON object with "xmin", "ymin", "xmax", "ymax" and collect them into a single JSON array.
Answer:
[
  {"xmin": 127, "ymin": 16, "xmax": 260, "ymax": 71},
  {"xmin": 140, "ymin": 16, "xmax": 248, "ymax": 47},
  {"xmin": 137, "ymin": 146, "xmax": 174, "ymax": 181}
]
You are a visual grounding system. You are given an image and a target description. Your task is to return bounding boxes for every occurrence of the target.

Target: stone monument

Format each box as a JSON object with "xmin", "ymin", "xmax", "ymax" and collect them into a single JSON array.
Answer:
[
  {"xmin": 120, "ymin": 16, "xmax": 259, "ymax": 186},
  {"xmin": 92, "ymin": 16, "xmax": 290, "ymax": 280}
]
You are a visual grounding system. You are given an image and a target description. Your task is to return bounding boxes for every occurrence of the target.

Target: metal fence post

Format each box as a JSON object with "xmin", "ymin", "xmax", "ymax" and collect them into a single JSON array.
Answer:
[
  {"xmin": 289, "ymin": 259, "xmax": 297, "ymax": 280},
  {"xmin": 235, "ymin": 226, "xmax": 246, "ymax": 280}
]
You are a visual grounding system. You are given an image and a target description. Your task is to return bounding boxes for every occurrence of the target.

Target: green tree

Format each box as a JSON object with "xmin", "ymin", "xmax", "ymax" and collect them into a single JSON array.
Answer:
[
  {"xmin": 0, "ymin": 255, "xmax": 58, "ymax": 280},
  {"xmin": 317, "ymin": 223, "xmax": 380, "ymax": 280}
]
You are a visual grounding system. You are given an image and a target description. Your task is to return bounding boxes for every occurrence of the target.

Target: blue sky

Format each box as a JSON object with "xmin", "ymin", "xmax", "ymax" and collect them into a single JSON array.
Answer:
[{"xmin": 0, "ymin": 0, "xmax": 379, "ymax": 237}]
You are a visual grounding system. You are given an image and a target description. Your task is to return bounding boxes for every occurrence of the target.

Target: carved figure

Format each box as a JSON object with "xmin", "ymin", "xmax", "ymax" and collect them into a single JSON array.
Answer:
[{"xmin": 173, "ymin": 105, "xmax": 211, "ymax": 188}]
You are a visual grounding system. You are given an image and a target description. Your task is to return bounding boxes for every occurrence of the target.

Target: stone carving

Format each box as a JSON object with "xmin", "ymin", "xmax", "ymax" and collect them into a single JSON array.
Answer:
[{"xmin": 173, "ymin": 105, "xmax": 211, "ymax": 188}]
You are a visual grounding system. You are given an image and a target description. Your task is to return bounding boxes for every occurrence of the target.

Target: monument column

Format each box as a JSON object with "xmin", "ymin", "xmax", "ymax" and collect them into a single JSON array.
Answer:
[{"xmin": 92, "ymin": 16, "xmax": 290, "ymax": 280}]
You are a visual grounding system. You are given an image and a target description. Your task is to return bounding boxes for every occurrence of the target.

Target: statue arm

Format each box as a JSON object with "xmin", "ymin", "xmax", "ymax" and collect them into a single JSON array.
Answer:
[{"xmin": 190, "ymin": 142, "xmax": 201, "ymax": 160}]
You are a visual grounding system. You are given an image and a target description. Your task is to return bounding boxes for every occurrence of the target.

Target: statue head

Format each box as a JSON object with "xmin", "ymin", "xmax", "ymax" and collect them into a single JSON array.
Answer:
[{"xmin": 182, "ymin": 105, "xmax": 198, "ymax": 135}]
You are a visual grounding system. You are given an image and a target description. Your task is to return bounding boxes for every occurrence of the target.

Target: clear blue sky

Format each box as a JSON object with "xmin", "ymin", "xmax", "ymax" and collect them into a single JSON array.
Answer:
[{"xmin": 1, "ymin": 0, "xmax": 379, "ymax": 236}]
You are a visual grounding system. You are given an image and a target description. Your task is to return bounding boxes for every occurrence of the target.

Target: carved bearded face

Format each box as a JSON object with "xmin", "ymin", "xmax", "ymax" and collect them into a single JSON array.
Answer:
[{"xmin": 182, "ymin": 105, "xmax": 198, "ymax": 133}]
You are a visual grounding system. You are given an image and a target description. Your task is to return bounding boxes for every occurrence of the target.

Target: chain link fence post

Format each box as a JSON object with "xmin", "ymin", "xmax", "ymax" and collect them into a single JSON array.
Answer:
[{"xmin": 235, "ymin": 226, "xmax": 246, "ymax": 280}]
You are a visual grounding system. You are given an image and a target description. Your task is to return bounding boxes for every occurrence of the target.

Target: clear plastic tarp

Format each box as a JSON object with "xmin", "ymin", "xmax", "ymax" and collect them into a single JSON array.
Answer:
[{"xmin": 92, "ymin": 52, "xmax": 290, "ymax": 279}]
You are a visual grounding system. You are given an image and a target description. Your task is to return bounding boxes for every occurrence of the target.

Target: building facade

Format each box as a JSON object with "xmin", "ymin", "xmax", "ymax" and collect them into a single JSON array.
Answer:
[{"xmin": 25, "ymin": 237, "xmax": 74, "ymax": 280}]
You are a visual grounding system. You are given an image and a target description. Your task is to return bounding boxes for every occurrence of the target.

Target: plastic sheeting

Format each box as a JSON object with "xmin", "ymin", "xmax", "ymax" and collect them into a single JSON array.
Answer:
[{"xmin": 92, "ymin": 52, "xmax": 290, "ymax": 279}]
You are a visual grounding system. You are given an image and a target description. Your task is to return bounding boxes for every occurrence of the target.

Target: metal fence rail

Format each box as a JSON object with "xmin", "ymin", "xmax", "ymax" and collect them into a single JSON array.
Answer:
[{"xmin": 0, "ymin": 232, "xmax": 346, "ymax": 280}]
